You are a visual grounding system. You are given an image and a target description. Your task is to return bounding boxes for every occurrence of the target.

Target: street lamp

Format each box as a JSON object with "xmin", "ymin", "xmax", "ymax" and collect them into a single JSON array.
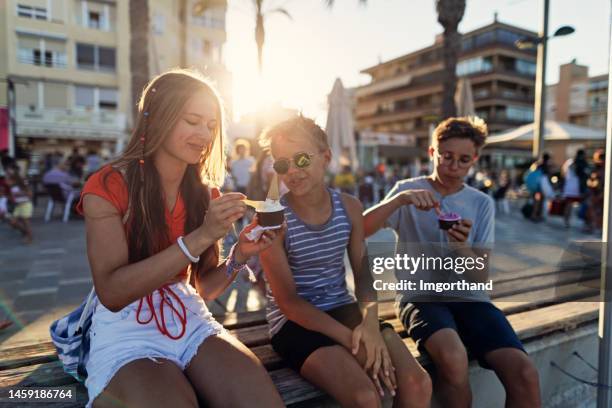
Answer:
[{"xmin": 514, "ymin": 0, "xmax": 575, "ymax": 158}]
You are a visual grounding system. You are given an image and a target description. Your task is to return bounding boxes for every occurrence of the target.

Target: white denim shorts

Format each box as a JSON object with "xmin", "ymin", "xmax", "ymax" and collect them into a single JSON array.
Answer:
[{"xmin": 85, "ymin": 282, "xmax": 225, "ymax": 407}]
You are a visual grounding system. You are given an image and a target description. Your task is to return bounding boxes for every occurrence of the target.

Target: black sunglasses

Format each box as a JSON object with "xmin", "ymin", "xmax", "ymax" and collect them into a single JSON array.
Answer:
[{"xmin": 273, "ymin": 152, "xmax": 316, "ymax": 174}]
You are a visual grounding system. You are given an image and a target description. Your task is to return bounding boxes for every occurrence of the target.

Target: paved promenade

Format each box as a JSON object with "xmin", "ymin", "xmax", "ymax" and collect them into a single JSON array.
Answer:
[{"xmin": 0, "ymin": 199, "xmax": 601, "ymax": 348}]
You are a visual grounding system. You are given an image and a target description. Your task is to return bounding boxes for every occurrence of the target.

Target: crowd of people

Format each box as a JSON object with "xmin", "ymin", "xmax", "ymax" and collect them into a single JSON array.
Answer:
[
  {"xmin": 0, "ymin": 147, "xmax": 107, "ymax": 244},
  {"xmin": 521, "ymin": 149, "xmax": 606, "ymax": 233}
]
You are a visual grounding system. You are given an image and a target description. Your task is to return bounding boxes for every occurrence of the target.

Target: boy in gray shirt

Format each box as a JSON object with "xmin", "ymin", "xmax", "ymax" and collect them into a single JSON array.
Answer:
[{"xmin": 364, "ymin": 117, "xmax": 540, "ymax": 408}]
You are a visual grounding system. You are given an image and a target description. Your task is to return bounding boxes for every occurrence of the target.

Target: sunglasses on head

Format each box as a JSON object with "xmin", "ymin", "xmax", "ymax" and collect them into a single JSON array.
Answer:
[{"xmin": 273, "ymin": 152, "xmax": 316, "ymax": 174}]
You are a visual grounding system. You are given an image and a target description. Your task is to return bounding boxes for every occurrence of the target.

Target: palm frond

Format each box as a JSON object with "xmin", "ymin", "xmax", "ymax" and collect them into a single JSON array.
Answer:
[
  {"xmin": 267, "ymin": 7, "xmax": 292, "ymax": 20},
  {"xmin": 325, "ymin": 0, "xmax": 367, "ymax": 7}
]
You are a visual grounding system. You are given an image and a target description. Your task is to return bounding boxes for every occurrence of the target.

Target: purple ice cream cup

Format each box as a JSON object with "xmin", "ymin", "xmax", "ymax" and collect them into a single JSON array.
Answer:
[{"xmin": 438, "ymin": 212, "xmax": 462, "ymax": 230}]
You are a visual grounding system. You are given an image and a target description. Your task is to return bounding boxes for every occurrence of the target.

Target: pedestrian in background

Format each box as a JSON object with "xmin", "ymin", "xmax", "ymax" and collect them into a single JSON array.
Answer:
[
  {"xmin": 561, "ymin": 149, "xmax": 588, "ymax": 228},
  {"xmin": 6, "ymin": 172, "xmax": 33, "ymax": 244},
  {"xmin": 230, "ymin": 140, "xmax": 255, "ymax": 195}
]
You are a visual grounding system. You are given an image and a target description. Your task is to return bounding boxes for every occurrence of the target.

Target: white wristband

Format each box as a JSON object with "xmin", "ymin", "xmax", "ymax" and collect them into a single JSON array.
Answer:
[{"xmin": 177, "ymin": 236, "xmax": 200, "ymax": 263}]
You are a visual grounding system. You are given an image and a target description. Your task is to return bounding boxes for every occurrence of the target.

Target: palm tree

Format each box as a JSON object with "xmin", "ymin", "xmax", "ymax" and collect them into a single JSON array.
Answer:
[
  {"xmin": 326, "ymin": 0, "xmax": 466, "ymax": 118},
  {"xmin": 436, "ymin": 0, "xmax": 466, "ymax": 118},
  {"xmin": 194, "ymin": 0, "xmax": 291, "ymax": 75},
  {"xmin": 129, "ymin": 0, "xmax": 151, "ymax": 121},
  {"xmin": 179, "ymin": 0, "xmax": 189, "ymax": 68}
]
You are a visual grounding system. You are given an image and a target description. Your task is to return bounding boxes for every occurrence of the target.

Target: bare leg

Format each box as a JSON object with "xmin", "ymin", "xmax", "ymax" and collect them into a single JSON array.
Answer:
[
  {"xmin": 380, "ymin": 327, "xmax": 431, "ymax": 408},
  {"xmin": 92, "ymin": 358, "xmax": 197, "ymax": 408},
  {"xmin": 484, "ymin": 348, "xmax": 541, "ymax": 408},
  {"xmin": 20, "ymin": 218, "xmax": 33, "ymax": 243},
  {"xmin": 423, "ymin": 328, "xmax": 471, "ymax": 408},
  {"xmin": 300, "ymin": 344, "xmax": 382, "ymax": 408},
  {"xmin": 563, "ymin": 200, "xmax": 572, "ymax": 227},
  {"xmin": 184, "ymin": 332, "xmax": 284, "ymax": 408}
]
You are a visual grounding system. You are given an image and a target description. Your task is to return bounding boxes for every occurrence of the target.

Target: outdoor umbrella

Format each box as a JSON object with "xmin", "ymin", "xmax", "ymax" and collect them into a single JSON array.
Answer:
[{"xmin": 326, "ymin": 78, "xmax": 358, "ymax": 173}]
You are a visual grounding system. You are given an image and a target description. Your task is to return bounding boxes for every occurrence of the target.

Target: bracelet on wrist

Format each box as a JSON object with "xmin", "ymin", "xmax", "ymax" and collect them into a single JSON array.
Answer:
[
  {"xmin": 177, "ymin": 236, "xmax": 200, "ymax": 263},
  {"xmin": 226, "ymin": 244, "xmax": 255, "ymax": 281}
]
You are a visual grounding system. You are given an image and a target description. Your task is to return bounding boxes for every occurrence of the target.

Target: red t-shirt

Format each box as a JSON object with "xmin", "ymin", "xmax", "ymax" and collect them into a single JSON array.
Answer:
[{"xmin": 77, "ymin": 165, "xmax": 189, "ymax": 279}]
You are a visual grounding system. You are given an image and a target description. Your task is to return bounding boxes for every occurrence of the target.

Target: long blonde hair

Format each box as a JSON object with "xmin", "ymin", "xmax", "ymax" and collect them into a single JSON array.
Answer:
[{"xmin": 104, "ymin": 69, "xmax": 226, "ymax": 283}]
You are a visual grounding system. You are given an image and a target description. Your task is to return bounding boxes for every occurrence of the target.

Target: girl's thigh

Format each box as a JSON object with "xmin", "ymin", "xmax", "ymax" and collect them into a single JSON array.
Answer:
[
  {"xmin": 93, "ymin": 358, "xmax": 197, "ymax": 408},
  {"xmin": 184, "ymin": 332, "xmax": 284, "ymax": 408}
]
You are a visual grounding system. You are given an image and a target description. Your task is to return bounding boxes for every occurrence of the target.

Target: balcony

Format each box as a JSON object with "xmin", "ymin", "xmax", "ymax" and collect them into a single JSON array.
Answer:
[
  {"xmin": 16, "ymin": 107, "xmax": 127, "ymax": 141},
  {"xmin": 473, "ymin": 89, "xmax": 534, "ymax": 103}
]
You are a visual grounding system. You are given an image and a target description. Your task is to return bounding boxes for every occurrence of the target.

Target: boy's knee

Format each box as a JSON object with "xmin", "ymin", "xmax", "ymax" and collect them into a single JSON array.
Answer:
[
  {"xmin": 401, "ymin": 370, "xmax": 432, "ymax": 404},
  {"xmin": 433, "ymin": 347, "xmax": 469, "ymax": 384},
  {"xmin": 514, "ymin": 360, "xmax": 540, "ymax": 394},
  {"xmin": 351, "ymin": 386, "xmax": 380, "ymax": 408}
]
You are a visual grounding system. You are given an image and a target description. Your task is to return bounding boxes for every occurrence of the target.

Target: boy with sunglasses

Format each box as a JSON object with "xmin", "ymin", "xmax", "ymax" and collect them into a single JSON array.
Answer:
[
  {"xmin": 259, "ymin": 116, "xmax": 432, "ymax": 407},
  {"xmin": 364, "ymin": 117, "xmax": 541, "ymax": 407}
]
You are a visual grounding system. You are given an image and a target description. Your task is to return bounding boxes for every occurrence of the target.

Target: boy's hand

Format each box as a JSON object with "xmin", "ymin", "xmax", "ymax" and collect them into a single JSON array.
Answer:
[
  {"xmin": 352, "ymin": 322, "xmax": 397, "ymax": 397},
  {"xmin": 447, "ymin": 219, "xmax": 472, "ymax": 242},
  {"xmin": 397, "ymin": 189, "xmax": 440, "ymax": 213}
]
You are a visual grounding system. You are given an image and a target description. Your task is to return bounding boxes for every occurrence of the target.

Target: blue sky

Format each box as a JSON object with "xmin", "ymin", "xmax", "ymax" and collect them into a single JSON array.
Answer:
[{"xmin": 225, "ymin": 0, "xmax": 611, "ymax": 122}]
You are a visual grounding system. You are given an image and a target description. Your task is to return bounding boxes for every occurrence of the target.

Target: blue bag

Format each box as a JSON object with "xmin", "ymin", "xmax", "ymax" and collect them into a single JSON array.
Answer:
[
  {"xmin": 524, "ymin": 168, "xmax": 543, "ymax": 194},
  {"xmin": 49, "ymin": 288, "xmax": 97, "ymax": 382}
]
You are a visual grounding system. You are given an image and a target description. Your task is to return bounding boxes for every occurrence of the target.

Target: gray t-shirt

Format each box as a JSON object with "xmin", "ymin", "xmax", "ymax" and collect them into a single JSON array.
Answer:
[{"xmin": 384, "ymin": 176, "xmax": 495, "ymax": 303}]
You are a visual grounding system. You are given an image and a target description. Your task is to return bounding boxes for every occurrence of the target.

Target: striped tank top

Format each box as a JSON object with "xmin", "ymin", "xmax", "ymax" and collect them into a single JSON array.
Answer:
[{"xmin": 266, "ymin": 188, "xmax": 356, "ymax": 336}]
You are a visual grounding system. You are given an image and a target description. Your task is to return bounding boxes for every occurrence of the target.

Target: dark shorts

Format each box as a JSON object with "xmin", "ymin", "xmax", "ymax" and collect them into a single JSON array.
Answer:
[
  {"xmin": 399, "ymin": 301, "xmax": 526, "ymax": 369},
  {"xmin": 271, "ymin": 302, "xmax": 395, "ymax": 372}
]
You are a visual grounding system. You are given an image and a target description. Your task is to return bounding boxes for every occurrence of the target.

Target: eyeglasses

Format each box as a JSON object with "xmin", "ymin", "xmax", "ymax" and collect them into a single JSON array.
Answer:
[
  {"xmin": 434, "ymin": 149, "xmax": 475, "ymax": 169},
  {"xmin": 273, "ymin": 152, "xmax": 316, "ymax": 174}
]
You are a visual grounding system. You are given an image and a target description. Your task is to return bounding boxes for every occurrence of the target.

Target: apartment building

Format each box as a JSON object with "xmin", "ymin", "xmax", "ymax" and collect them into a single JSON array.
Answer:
[
  {"xmin": 354, "ymin": 19, "xmax": 538, "ymax": 167},
  {"xmin": 0, "ymin": 0, "xmax": 130, "ymax": 159},
  {"xmin": 0, "ymin": 0, "xmax": 231, "ymax": 161},
  {"xmin": 546, "ymin": 60, "xmax": 608, "ymax": 130},
  {"xmin": 148, "ymin": 0, "xmax": 232, "ymax": 119}
]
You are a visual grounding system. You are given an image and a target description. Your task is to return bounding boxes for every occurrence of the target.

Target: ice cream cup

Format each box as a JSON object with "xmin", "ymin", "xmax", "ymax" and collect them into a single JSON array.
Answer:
[
  {"xmin": 257, "ymin": 199, "xmax": 285, "ymax": 227},
  {"xmin": 438, "ymin": 212, "xmax": 462, "ymax": 230}
]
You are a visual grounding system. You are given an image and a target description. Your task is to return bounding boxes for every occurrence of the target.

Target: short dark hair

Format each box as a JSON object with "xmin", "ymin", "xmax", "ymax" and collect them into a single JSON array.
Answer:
[{"xmin": 433, "ymin": 117, "xmax": 488, "ymax": 150}]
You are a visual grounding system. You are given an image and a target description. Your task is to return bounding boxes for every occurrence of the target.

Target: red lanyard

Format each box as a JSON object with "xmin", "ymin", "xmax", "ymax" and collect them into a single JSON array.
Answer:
[
  {"xmin": 136, "ymin": 285, "xmax": 187, "ymax": 340},
  {"xmin": 134, "ymin": 185, "xmax": 220, "ymax": 339}
]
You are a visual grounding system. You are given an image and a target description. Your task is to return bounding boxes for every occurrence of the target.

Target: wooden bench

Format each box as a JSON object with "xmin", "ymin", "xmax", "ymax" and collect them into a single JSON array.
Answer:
[{"xmin": 0, "ymin": 266, "xmax": 600, "ymax": 407}]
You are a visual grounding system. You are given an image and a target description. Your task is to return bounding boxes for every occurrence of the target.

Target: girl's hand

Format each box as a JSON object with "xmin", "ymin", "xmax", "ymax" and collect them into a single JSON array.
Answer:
[
  {"xmin": 199, "ymin": 192, "xmax": 246, "ymax": 242},
  {"xmin": 235, "ymin": 216, "xmax": 286, "ymax": 263},
  {"xmin": 351, "ymin": 322, "xmax": 397, "ymax": 397}
]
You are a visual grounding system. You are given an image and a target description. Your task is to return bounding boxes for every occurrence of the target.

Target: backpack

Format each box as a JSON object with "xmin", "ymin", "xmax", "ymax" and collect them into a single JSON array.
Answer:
[{"xmin": 524, "ymin": 168, "xmax": 543, "ymax": 194}]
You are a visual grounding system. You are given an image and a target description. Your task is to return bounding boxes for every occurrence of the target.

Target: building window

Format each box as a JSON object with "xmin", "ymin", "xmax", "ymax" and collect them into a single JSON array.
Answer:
[
  {"xmin": 506, "ymin": 105, "xmax": 534, "ymax": 122},
  {"xmin": 98, "ymin": 88, "xmax": 118, "ymax": 110},
  {"xmin": 377, "ymin": 101, "xmax": 395, "ymax": 114},
  {"xmin": 17, "ymin": 4, "xmax": 47, "ymax": 20},
  {"xmin": 456, "ymin": 57, "xmax": 493, "ymax": 76},
  {"xmin": 515, "ymin": 59, "xmax": 536, "ymax": 76},
  {"xmin": 497, "ymin": 29, "xmax": 523, "ymax": 46},
  {"xmin": 152, "ymin": 13, "xmax": 165, "ymax": 34},
  {"xmin": 76, "ymin": 43, "xmax": 116, "ymax": 71},
  {"xmin": 18, "ymin": 38, "xmax": 67, "ymax": 68},
  {"xmin": 98, "ymin": 47, "xmax": 116, "ymax": 71},
  {"xmin": 75, "ymin": 86, "xmax": 118, "ymax": 110},
  {"xmin": 88, "ymin": 11, "xmax": 101, "ymax": 29},
  {"xmin": 79, "ymin": 0, "xmax": 114, "ymax": 31},
  {"xmin": 76, "ymin": 43, "xmax": 95, "ymax": 68},
  {"xmin": 75, "ymin": 86, "xmax": 95, "ymax": 109},
  {"xmin": 474, "ymin": 31, "xmax": 495, "ymax": 48},
  {"xmin": 191, "ymin": 10, "xmax": 226, "ymax": 29}
]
